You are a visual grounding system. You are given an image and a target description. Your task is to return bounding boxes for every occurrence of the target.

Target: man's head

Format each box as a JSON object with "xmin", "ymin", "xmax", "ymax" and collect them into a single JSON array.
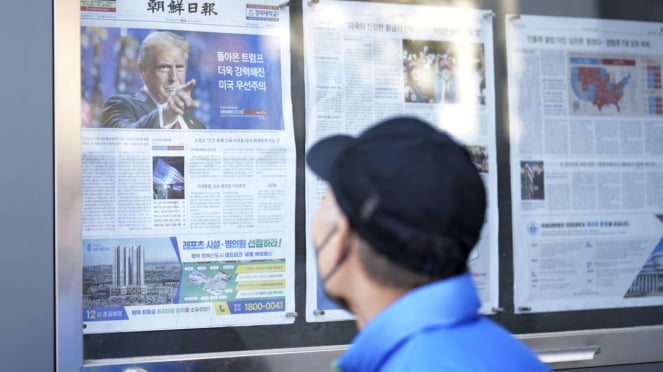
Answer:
[
  {"xmin": 138, "ymin": 31, "xmax": 190, "ymax": 104},
  {"xmin": 307, "ymin": 117, "xmax": 486, "ymax": 294}
]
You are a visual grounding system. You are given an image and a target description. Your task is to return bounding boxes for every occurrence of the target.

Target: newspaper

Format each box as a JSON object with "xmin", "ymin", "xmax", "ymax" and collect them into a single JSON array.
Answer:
[
  {"xmin": 80, "ymin": 1, "xmax": 295, "ymax": 333},
  {"xmin": 303, "ymin": 0, "xmax": 499, "ymax": 322},
  {"xmin": 506, "ymin": 15, "xmax": 663, "ymax": 313}
]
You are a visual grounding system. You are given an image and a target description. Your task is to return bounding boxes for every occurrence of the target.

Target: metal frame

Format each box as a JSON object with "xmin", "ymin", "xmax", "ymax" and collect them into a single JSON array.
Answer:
[
  {"xmin": 55, "ymin": 0, "xmax": 663, "ymax": 370},
  {"xmin": 522, "ymin": 326, "xmax": 663, "ymax": 369},
  {"xmin": 72, "ymin": 326, "xmax": 663, "ymax": 370},
  {"xmin": 55, "ymin": 0, "xmax": 83, "ymax": 370}
]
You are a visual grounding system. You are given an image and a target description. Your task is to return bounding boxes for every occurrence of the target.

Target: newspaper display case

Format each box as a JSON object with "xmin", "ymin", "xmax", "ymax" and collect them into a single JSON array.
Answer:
[{"xmin": 54, "ymin": 0, "xmax": 663, "ymax": 370}]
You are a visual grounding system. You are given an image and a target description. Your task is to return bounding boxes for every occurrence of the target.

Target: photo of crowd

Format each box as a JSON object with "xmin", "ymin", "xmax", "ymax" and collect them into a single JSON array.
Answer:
[{"xmin": 403, "ymin": 39, "xmax": 486, "ymax": 105}]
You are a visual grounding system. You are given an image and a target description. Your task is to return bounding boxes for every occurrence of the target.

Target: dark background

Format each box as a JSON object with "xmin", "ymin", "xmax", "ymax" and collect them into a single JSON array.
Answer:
[{"xmin": 3, "ymin": 0, "xmax": 663, "ymax": 371}]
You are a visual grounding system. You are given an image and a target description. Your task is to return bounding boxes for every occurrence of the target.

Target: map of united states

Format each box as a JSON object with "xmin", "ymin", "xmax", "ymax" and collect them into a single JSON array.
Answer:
[{"xmin": 571, "ymin": 66, "xmax": 631, "ymax": 112}]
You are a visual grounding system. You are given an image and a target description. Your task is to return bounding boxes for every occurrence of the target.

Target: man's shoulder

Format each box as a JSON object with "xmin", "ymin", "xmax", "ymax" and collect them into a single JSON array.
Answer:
[
  {"xmin": 386, "ymin": 319, "xmax": 549, "ymax": 371},
  {"xmin": 104, "ymin": 90, "xmax": 152, "ymax": 106}
]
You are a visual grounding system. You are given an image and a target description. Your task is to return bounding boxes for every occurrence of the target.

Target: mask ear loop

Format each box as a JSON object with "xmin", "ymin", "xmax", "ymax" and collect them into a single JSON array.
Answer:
[
  {"xmin": 313, "ymin": 224, "xmax": 338, "ymax": 255},
  {"xmin": 321, "ymin": 231, "xmax": 355, "ymax": 284}
]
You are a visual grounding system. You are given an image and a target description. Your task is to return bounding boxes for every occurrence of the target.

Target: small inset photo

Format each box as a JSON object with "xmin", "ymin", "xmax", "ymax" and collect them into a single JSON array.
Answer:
[
  {"xmin": 403, "ymin": 39, "xmax": 486, "ymax": 105},
  {"xmin": 153, "ymin": 157, "xmax": 185, "ymax": 199},
  {"xmin": 520, "ymin": 161, "xmax": 544, "ymax": 200}
]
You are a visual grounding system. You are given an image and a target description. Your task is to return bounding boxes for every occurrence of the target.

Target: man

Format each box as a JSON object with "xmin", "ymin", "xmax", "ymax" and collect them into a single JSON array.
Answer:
[
  {"xmin": 434, "ymin": 53, "xmax": 457, "ymax": 104},
  {"xmin": 102, "ymin": 31, "xmax": 206, "ymax": 129},
  {"xmin": 307, "ymin": 117, "xmax": 550, "ymax": 371}
]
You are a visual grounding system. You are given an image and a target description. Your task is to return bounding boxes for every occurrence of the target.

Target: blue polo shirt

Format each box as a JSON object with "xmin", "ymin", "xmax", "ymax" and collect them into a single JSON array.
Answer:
[{"xmin": 336, "ymin": 273, "xmax": 550, "ymax": 372}]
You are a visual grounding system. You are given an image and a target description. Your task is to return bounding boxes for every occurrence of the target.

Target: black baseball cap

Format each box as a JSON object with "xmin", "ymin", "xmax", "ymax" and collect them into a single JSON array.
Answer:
[{"xmin": 306, "ymin": 116, "xmax": 486, "ymax": 276}]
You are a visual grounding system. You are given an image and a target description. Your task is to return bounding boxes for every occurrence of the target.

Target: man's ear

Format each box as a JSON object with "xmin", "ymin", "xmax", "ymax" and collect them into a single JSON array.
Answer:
[
  {"xmin": 138, "ymin": 65, "xmax": 147, "ymax": 81},
  {"xmin": 335, "ymin": 214, "xmax": 353, "ymax": 252}
]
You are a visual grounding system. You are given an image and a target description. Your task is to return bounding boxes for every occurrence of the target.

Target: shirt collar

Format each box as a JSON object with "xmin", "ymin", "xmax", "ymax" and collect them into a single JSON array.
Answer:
[
  {"xmin": 338, "ymin": 272, "xmax": 480, "ymax": 371},
  {"xmin": 142, "ymin": 85, "xmax": 163, "ymax": 105},
  {"xmin": 141, "ymin": 86, "xmax": 189, "ymax": 129}
]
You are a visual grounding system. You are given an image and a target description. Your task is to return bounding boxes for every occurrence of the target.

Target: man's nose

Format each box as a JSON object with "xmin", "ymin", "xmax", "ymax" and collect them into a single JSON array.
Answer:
[{"xmin": 167, "ymin": 67, "xmax": 176, "ymax": 81}]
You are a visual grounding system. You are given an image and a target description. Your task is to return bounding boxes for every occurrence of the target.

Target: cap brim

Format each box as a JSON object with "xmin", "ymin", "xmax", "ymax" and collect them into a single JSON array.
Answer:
[{"xmin": 306, "ymin": 134, "xmax": 355, "ymax": 181}]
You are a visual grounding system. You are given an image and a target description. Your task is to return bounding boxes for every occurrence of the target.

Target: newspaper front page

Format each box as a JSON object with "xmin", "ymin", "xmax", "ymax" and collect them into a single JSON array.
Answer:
[
  {"xmin": 80, "ymin": 0, "xmax": 295, "ymax": 333},
  {"xmin": 506, "ymin": 15, "xmax": 663, "ymax": 313},
  {"xmin": 303, "ymin": 0, "xmax": 499, "ymax": 322}
]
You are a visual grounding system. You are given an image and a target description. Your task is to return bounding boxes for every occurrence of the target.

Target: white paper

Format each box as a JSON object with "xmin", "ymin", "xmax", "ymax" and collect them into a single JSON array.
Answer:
[
  {"xmin": 80, "ymin": 0, "xmax": 296, "ymax": 333},
  {"xmin": 506, "ymin": 14, "xmax": 663, "ymax": 313},
  {"xmin": 303, "ymin": 0, "xmax": 500, "ymax": 322}
]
